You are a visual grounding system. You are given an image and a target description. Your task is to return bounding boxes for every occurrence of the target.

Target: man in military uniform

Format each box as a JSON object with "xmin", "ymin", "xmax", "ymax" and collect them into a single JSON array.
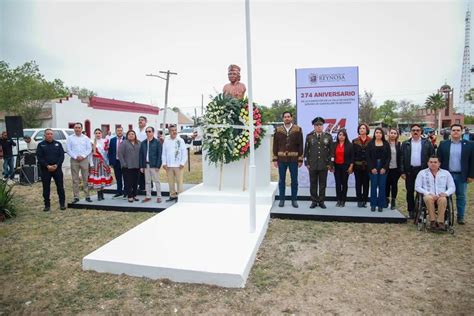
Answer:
[{"xmin": 304, "ymin": 117, "xmax": 333, "ymax": 209}]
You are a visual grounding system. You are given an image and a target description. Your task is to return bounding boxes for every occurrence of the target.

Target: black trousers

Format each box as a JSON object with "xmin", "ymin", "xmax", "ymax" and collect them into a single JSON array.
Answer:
[
  {"xmin": 138, "ymin": 172, "xmax": 145, "ymax": 190},
  {"xmin": 386, "ymin": 167, "xmax": 401, "ymax": 201},
  {"xmin": 334, "ymin": 163, "xmax": 349, "ymax": 202},
  {"xmin": 405, "ymin": 166, "xmax": 422, "ymax": 213},
  {"xmin": 123, "ymin": 168, "xmax": 139, "ymax": 198},
  {"xmin": 309, "ymin": 169, "xmax": 328, "ymax": 202},
  {"xmin": 41, "ymin": 167, "xmax": 65, "ymax": 207},
  {"xmin": 354, "ymin": 165, "xmax": 369, "ymax": 203}
]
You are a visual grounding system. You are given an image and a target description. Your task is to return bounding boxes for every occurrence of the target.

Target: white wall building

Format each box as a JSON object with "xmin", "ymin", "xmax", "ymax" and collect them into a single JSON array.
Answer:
[{"xmin": 47, "ymin": 95, "xmax": 177, "ymax": 137}]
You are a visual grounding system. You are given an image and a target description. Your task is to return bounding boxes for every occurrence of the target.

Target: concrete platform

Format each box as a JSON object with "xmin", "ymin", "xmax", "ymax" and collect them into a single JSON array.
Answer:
[
  {"xmin": 271, "ymin": 200, "xmax": 407, "ymax": 223},
  {"xmin": 103, "ymin": 183, "xmax": 196, "ymax": 196},
  {"xmin": 83, "ymin": 202, "xmax": 271, "ymax": 288},
  {"xmin": 276, "ymin": 187, "xmax": 359, "ymax": 201},
  {"xmin": 68, "ymin": 193, "xmax": 176, "ymax": 212},
  {"xmin": 178, "ymin": 182, "xmax": 278, "ymax": 205}
]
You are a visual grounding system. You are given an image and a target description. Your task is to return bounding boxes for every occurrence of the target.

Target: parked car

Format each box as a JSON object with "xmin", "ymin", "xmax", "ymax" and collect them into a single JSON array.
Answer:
[
  {"xmin": 19, "ymin": 128, "xmax": 74, "ymax": 152},
  {"xmin": 178, "ymin": 127, "xmax": 195, "ymax": 144}
]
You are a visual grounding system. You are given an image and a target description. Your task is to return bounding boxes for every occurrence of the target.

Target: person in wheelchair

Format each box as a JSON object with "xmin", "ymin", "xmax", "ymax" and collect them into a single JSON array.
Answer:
[{"xmin": 415, "ymin": 156, "xmax": 456, "ymax": 230}]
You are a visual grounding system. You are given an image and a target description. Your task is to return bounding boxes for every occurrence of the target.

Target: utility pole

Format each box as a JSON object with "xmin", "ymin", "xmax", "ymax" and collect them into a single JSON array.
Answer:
[
  {"xmin": 201, "ymin": 94, "xmax": 204, "ymax": 116},
  {"xmin": 146, "ymin": 70, "xmax": 178, "ymax": 133}
]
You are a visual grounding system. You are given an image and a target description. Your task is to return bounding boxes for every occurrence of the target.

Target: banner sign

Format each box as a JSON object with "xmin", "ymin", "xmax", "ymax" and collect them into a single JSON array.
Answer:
[{"xmin": 296, "ymin": 66, "xmax": 359, "ymax": 187}]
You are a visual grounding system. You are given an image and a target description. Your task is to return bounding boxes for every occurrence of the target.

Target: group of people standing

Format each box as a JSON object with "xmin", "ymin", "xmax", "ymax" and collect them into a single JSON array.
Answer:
[
  {"xmin": 273, "ymin": 113, "xmax": 473, "ymax": 224},
  {"xmin": 37, "ymin": 116, "xmax": 187, "ymax": 211}
]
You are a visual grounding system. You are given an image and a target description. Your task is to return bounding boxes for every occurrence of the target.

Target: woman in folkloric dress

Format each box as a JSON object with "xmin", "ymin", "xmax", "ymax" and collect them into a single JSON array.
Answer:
[{"xmin": 88, "ymin": 128, "xmax": 113, "ymax": 201}]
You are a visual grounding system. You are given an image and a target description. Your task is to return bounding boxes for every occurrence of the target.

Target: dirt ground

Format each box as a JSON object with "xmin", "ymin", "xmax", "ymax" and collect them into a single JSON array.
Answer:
[{"xmin": 0, "ymin": 152, "xmax": 473, "ymax": 315}]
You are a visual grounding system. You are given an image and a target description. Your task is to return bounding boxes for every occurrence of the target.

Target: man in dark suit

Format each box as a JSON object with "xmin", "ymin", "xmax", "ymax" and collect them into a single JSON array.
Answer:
[
  {"xmin": 400, "ymin": 123, "xmax": 434, "ymax": 219},
  {"xmin": 437, "ymin": 124, "xmax": 474, "ymax": 225},
  {"xmin": 108, "ymin": 126, "xmax": 126, "ymax": 198}
]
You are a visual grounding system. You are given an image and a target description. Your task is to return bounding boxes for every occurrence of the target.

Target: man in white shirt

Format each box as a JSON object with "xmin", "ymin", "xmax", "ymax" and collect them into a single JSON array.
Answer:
[
  {"xmin": 66, "ymin": 122, "xmax": 92, "ymax": 203},
  {"xmin": 162, "ymin": 124, "xmax": 187, "ymax": 201},
  {"xmin": 136, "ymin": 116, "xmax": 148, "ymax": 142},
  {"xmin": 415, "ymin": 156, "xmax": 455, "ymax": 230}
]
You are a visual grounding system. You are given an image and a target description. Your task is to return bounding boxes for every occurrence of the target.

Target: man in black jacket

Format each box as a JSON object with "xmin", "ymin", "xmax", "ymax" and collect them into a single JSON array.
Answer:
[
  {"xmin": 400, "ymin": 124, "xmax": 434, "ymax": 219},
  {"xmin": 437, "ymin": 124, "xmax": 474, "ymax": 224},
  {"xmin": 0, "ymin": 131, "xmax": 16, "ymax": 180},
  {"xmin": 36, "ymin": 129, "xmax": 66, "ymax": 212}
]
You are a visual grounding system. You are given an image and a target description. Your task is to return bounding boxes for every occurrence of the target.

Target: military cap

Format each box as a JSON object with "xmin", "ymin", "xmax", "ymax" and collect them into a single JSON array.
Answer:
[{"xmin": 312, "ymin": 117, "xmax": 325, "ymax": 125}]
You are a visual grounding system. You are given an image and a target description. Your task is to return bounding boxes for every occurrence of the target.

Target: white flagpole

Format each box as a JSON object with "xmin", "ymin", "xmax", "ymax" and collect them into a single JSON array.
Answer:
[{"xmin": 245, "ymin": 0, "xmax": 256, "ymax": 233}]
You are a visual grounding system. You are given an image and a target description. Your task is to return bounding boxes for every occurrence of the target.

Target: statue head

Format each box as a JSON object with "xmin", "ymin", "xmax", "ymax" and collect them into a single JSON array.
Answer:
[{"xmin": 227, "ymin": 64, "xmax": 241, "ymax": 84}]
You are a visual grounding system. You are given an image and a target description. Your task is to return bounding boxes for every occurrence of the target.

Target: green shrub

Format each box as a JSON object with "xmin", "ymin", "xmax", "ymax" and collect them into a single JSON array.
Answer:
[{"xmin": 0, "ymin": 180, "xmax": 17, "ymax": 219}]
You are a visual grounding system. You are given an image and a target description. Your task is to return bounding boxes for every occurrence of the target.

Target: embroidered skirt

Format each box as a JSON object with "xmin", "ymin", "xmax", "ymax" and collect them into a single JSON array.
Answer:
[{"xmin": 88, "ymin": 154, "xmax": 113, "ymax": 189}]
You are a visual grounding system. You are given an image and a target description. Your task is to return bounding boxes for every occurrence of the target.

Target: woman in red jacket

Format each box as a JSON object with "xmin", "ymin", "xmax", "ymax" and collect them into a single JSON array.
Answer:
[{"xmin": 332, "ymin": 129, "xmax": 354, "ymax": 207}]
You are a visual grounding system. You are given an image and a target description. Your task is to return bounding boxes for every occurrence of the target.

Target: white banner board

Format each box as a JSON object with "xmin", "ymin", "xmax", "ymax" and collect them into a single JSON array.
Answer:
[{"xmin": 296, "ymin": 66, "xmax": 359, "ymax": 187}]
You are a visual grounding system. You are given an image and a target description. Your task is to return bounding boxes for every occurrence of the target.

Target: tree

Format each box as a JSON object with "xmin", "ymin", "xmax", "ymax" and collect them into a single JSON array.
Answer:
[
  {"xmin": 68, "ymin": 86, "xmax": 97, "ymax": 101},
  {"xmin": 465, "ymin": 115, "xmax": 474, "ymax": 125},
  {"xmin": 425, "ymin": 93, "xmax": 446, "ymax": 132},
  {"xmin": 397, "ymin": 100, "xmax": 420, "ymax": 125},
  {"xmin": 376, "ymin": 100, "xmax": 398, "ymax": 127},
  {"xmin": 260, "ymin": 99, "xmax": 295, "ymax": 124},
  {"xmin": 359, "ymin": 90, "xmax": 377, "ymax": 124},
  {"xmin": 0, "ymin": 61, "xmax": 68, "ymax": 127}
]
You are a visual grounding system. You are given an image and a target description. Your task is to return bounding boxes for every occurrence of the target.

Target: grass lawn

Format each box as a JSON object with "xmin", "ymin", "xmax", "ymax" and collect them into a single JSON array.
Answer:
[{"xmin": 1, "ymin": 150, "xmax": 473, "ymax": 314}]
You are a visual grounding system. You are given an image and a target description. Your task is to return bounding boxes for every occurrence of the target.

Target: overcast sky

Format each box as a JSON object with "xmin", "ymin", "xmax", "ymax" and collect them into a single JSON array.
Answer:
[{"xmin": 0, "ymin": 0, "xmax": 471, "ymax": 116}]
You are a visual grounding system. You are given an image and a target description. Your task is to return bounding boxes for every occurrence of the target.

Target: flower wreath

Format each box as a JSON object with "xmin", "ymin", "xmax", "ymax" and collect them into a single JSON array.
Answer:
[{"xmin": 203, "ymin": 94, "xmax": 266, "ymax": 165}]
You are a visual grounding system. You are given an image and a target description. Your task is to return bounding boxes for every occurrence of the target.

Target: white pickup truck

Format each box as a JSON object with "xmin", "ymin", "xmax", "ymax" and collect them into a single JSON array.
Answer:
[{"xmin": 19, "ymin": 128, "xmax": 74, "ymax": 152}]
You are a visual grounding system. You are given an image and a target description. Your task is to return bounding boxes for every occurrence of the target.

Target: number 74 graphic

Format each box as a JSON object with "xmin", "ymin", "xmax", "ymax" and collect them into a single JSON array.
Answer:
[{"xmin": 324, "ymin": 118, "xmax": 346, "ymax": 133}]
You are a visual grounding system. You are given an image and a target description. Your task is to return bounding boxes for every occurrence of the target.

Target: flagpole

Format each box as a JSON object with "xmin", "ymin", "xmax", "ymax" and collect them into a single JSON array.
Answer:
[{"xmin": 245, "ymin": 0, "xmax": 256, "ymax": 233}]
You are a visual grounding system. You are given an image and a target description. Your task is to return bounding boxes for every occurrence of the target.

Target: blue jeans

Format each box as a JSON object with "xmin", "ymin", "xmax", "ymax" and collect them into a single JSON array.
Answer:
[
  {"xmin": 451, "ymin": 173, "xmax": 467, "ymax": 220},
  {"xmin": 369, "ymin": 160, "xmax": 387, "ymax": 208},
  {"xmin": 278, "ymin": 161, "xmax": 298, "ymax": 201},
  {"xmin": 3, "ymin": 157, "xmax": 14, "ymax": 179}
]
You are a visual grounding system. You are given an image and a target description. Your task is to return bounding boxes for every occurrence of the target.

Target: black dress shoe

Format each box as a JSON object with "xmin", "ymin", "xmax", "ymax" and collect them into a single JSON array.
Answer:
[
  {"xmin": 85, "ymin": 197, "xmax": 92, "ymax": 202},
  {"xmin": 378, "ymin": 207, "xmax": 383, "ymax": 212},
  {"xmin": 113, "ymin": 193, "xmax": 122, "ymax": 198},
  {"xmin": 310, "ymin": 202, "xmax": 318, "ymax": 209},
  {"xmin": 336, "ymin": 201, "xmax": 341, "ymax": 207},
  {"xmin": 166, "ymin": 197, "xmax": 177, "ymax": 202},
  {"xmin": 43, "ymin": 206, "xmax": 50, "ymax": 212},
  {"xmin": 341, "ymin": 201, "xmax": 345, "ymax": 207},
  {"xmin": 357, "ymin": 201, "xmax": 362, "ymax": 208},
  {"xmin": 390, "ymin": 199, "xmax": 396, "ymax": 210},
  {"xmin": 371, "ymin": 206, "xmax": 376, "ymax": 212},
  {"xmin": 278, "ymin": 200, "xmax": 285, "ymax": 207},
  {"xmin": 72, "ymin": 198, "xmax": 80, "ymax": 204},
  {"xmin": 362, "ymin": 202, "xmax": 367, "ymax": 208},
  {"xmin": 60, "ymin": 205, "xmax": 66, "ymax": 211},
  {"xmin": 291, "ymin": 200, "xmax": 298, "ymax": 208},
  {"xmin": 319, "ymin": 202, "xmax": 327, "ymax": 209}
]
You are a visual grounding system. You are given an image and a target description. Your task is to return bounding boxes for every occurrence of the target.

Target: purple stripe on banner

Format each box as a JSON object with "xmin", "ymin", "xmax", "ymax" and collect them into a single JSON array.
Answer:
[{"xmin": 296, "ymin": 85, "xmax": 358, "ymax": 89}]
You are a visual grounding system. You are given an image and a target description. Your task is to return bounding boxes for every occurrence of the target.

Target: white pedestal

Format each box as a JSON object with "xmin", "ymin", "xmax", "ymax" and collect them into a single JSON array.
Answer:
[
  {"xmin": 202, "ymin": 126, "xmax": 273, "ymax": 190},
  {"xmin": 82, "ymin": 126, "xmax": 277, "ymax": 287}
]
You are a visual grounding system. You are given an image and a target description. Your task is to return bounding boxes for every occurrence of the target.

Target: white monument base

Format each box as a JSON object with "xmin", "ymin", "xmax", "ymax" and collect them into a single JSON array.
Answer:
[
  {"xmin": 83, "ymin": 202, "xmax": 271, "ymax": 287},
  {"xmin": 83, "ymin": 126, "xmax": 276, "ymax": 287}
]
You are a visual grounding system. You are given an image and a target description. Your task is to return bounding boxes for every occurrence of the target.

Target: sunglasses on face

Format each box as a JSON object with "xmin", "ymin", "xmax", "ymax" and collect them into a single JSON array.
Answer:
[{"xmin": 411, "ymin": 129, "xmax": 421, "ymax": 132}]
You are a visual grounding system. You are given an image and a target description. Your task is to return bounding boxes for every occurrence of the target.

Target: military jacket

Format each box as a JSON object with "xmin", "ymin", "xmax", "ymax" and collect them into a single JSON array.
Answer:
[{"xmin": 304, "ymin": 131, "xmax": 333, "ymax": 171}]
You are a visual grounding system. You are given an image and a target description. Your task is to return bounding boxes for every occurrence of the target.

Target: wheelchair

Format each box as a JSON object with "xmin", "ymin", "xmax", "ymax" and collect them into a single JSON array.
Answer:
[{"xmin": 414, "ymin": 192, "xmax": 455, "ymax": 234}]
